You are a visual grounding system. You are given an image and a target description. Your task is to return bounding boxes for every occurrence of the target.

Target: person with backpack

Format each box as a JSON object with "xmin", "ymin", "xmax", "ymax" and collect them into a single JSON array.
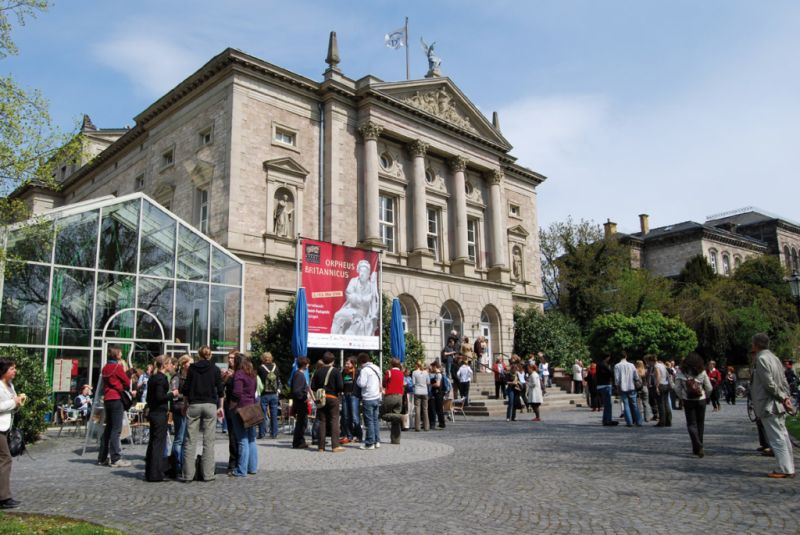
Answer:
[
  {"xmin": 310, "ymin": 352, "xmax": 344, "ymax": 452},
  {"xmin": 674, "ymin": 352, "xmax": 713, "ymax": 458},
  {"xmin": 257, "ymin": 352, "xmax": 281, "ymax": 440}
]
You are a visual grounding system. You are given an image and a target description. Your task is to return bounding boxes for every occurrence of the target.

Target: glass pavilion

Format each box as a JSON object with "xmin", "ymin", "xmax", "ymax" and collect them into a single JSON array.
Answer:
[{"xmin": 0, "ymin": 193, "xmax": 244, "ymax": 391}]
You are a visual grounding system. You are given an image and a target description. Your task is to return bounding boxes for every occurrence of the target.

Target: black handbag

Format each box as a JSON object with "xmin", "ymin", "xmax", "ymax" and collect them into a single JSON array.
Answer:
[
  {"xmin": 120, "ymin": 389, "xmax": 133, "ymax": 411},
  {"xmin": 7, "ymin": 427, "xmax": 25, "ymax": 457}
]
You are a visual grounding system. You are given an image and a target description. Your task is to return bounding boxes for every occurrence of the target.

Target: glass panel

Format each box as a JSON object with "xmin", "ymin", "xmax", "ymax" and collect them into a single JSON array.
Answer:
[
  {"xmin": 177, "ymin": 224, "xmax": 209, "ymax": 281},
  {"xmin": 5, "ymin": 220, "xmax": 53, "ymax": 263},
  {"xmin": 99, "ymin": 200, "xmax": 140, "ymax": 273},
  {"xmin": 94, "ymin": 271, "xmax": 135, "ymax": 339},
  {"xmin": 131, "ymin": 341, "xmax": 163, "ymax": 371},
  {"xmin": 210, "ymin": 286, "xmax": 240, "ymax": 352},
  {"xmin": 136, "ymin": 276, "xmax": 173, "ymax": 340},
  {"xmin": 54, "ymin": 210, "xmax": 99, "ymax": 268},
  {"xmin": 0, "ymin": 262, "xmax": 50, "ymax": 344},
  {"xmin": 47, "ymin": 348, "xmax": 89, "ymax": 400},
  {"xmin": 49, "ymin": 268, "xmax": 94, "ymax": 347},
  {"xmin": 175, "ymin": 281, "xmax": 209, "ymax": 350},
  {"xmin": 139, "ymin": 200, "xmax": 176, "ymax": 277},
  {"xmin": 211, "ymin": 247, "xmax": 242, "ymax": 285}
]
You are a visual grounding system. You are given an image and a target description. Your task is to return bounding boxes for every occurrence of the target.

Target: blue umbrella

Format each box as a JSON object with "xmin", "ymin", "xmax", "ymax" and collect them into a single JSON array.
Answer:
[
  {"xmin": 390, "ymin": 297, "xmax": 406, "ymax": 363},
  {"xmin": 290, "ymin": 287, "xmax": 308, "ymax": 384}
]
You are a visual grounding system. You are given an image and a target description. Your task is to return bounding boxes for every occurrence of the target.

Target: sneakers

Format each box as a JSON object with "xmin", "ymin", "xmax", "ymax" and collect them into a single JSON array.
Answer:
[
  {"xmin": 339, "ymin": 437, "xmax": 351, "ymax": 444},
  {"xmin": 359, "ymin": 444, "xmax": 375, "ymax": 450},
  {"xmin": 375, "ymin": 442, "xmax": 381, "ymax": 449},
  {"xmin": 97, "ymin": 459, "xmax": 109, "ymax": 466},
  {"xmin": 109, "ymin": 459, "xmax": 132, "ymax": 468},
  {"xmin": 0, "ymin": 498, "xmax": 20, "ymax": 509}
]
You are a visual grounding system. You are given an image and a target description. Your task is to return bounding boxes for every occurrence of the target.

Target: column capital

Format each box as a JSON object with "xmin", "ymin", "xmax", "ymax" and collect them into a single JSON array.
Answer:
[
  {"xmin": 358, "ymin": 121, "xmax": 383, "ymax": 141},
  {"xmin": 448, "ymin": 155, "xmax": 468, "ymax": 173},
  {"xmin": 485, "ymin": 168, "xmax": 504, "ymax": 185},
  {"xmin": 407, "ymin": 139, "xmax": 429, "ymax": 158}
]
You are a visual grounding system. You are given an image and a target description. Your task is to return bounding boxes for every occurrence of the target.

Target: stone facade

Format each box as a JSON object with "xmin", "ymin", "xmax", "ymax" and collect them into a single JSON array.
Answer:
[{"xmin": 16, "ymin": 45, "xmax": 547, "ymax": 362}]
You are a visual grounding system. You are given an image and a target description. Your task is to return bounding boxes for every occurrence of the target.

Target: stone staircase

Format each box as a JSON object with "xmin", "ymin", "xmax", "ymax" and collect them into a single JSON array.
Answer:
[{"xmin": 461, "ymin": 368, "xmax": 585, "ymax": 417}]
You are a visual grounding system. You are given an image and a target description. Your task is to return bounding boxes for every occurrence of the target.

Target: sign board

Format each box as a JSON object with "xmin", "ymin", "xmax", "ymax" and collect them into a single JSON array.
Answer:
[
  {"xmin": 53, "ymin": 358, "xmax": 73, "ymax": 392},
  {"xmin": 301, "ymin": 239, "xmax": 381, "ymax": 350}
]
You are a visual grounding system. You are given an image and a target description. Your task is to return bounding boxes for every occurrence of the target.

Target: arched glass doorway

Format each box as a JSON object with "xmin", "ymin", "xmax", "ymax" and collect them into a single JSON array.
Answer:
[{"xmin": 439, "ymin": 300, "xmax": 463, "ymax": 349}]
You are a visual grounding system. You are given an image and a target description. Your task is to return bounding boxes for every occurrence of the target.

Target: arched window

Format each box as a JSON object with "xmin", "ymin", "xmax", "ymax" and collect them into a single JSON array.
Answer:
[
  {"xmin": 708, "ymin": 251, "xmax": 718, "ymax": 274},
  {"xmin": 439, "ymin": 300, "xmax": 463, "ymax": 349},
  {"xmin": 397, "ymin": 293, "xmax": 419, "ymax": 337},
  {"xmin": 733, "ymin": 256, "xmax": 742, "ymax": 270},
  {"xmin": 785, "ymin": 246, "xmax": 792, "ymax": 269},
  {"xmin": 793, "ymin": 248, "xmax": 799, "ymax": 272},
  {"xmin": 722, "ymin": 254, "xmax": 730, "ymax": 276}
]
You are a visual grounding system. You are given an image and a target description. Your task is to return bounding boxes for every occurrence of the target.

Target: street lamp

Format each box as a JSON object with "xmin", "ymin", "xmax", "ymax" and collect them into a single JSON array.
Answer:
[{"xmin": 788, "ymin": 270, "xmax": 800, "ymax": 316}]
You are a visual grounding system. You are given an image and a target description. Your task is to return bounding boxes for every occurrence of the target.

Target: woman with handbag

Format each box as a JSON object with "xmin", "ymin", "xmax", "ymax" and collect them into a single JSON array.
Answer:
[
  {"xmin": 98, "ymin": 347, "xmax": 132, "ymax": 468},
  {"xmin": 230, "ymin": 353, "xmax": 259, "ymax": 476},
  {"xmin": 505, "ymin": 363, "xmax": 521, "ymax": 422},
  {"xmin": 144, "ymin": 356, "xmax": 179, "ymax": 482},
  {"xmin": 674, "ymin": 353, "xmax": 713, "ymax": 458},
  {"xmin": 0, "ymin": 357, "xmax": 24, "ymax": 509}
]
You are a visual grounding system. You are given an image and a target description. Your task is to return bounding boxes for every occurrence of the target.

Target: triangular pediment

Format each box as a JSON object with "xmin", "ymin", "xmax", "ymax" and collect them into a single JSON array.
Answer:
[
  {"xmin": 262, "ymin": 157, "xmax": 309, "ymax": 177},
  {"xmin": 372, "ymin": 78, "xmax": 511, "ymax": 150},
  {"xmin": 508, "ymin": 224, "xmax": 529, "ymax": 238}
]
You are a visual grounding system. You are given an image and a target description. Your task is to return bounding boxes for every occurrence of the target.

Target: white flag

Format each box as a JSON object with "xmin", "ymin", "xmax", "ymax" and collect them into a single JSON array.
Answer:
[{"xmin": 385, "ymin": 27, "xmax": 406, "ymax": 49}]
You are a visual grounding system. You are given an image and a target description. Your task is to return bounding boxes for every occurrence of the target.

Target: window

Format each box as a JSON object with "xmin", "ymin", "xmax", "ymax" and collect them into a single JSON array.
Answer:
[
  {"xmin": 378, "ymin": 195, "xmax": 395, "ymax": 252},
  {"xmin": 709, "ymin": 251, "xmax": 718, "ymax": 273},
  {"xmin": 509, "ymin": 204, "xmax": 520, "ymax": 217},
  {"xmin": 734, "ymin": 256, "xmax": 742, "ymax": 270},
  {"xmin": 379, "ymin": 152, "xmax": 393, "ymax": 171},
  {"xmin": 198, "ymin": 127, "xmax": 213, "ymax": 147},
  {"xmin": 467, "ymin": 219, "xmax": 478, "ymax": 264},
  {"xmin": 196, "ymin": 188, "xmax": 209, "ymax": 234},
  {"xmin": 793, "ymin": 248, "xmax": 799, "ymax": 271},
  {"xmin": 465, "ymin": 181, "xmax": 474, "ymax": 196},
  {"xmin": 135, "ymin": 174, "xmax": 144, "ymax": 190},
  {"xmin": 274, "ymin": 128, "xmax": 296, "ymax": 147},
  {"xmin": 425, "ymin": 168, "xmax": 435, "ymax": 184},
  {"xmin": 161, "ymin": 149, "xmax": 174, "ymax": 168},
  {"xmin": 722, "ymin": 254, "xmax": 730, "ymax": 276},
  {"xmin": 427, "ymin": 207, "xmax": 440, "ymax": 262}
]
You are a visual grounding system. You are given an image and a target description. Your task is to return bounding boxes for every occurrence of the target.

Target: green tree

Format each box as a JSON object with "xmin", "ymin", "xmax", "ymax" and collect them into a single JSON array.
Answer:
[
  {"xmin": 2, "ymin": 346, "xmax": 50, "ymax": 442},
  {"xmin": 587, "ymin": 311, "xmax": 697, "ymax": 361},
  {"xmin": 539, "ymin": 216, "xmax": 602, "ymax": 307},
  {"xmin": 675, "ymin": 254, "xmax": 717, "ymax": 292},
  {"xmin": 732, "ymin": 255, "xmax": 792, "ymax": 300},
  {"xmin": 513, "ymin": 306, "xmax": 588, "ymax": 369},
  {"xmin": 604, "ymin": 268, "xmax": 672, "ymax": 316},
  {"xmin": 249, "ymin": 298, "xmax": 297, "ymax": 384}
]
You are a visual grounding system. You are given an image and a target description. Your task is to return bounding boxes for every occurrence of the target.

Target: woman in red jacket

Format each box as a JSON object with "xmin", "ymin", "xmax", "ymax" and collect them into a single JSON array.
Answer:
[
  {"xmin": 98, "ymin": 347, "xmax": 132, "ymax": 468},
  {"xmin": 382, "ymin": 358, "xmax": 405, "ymax": 445}
]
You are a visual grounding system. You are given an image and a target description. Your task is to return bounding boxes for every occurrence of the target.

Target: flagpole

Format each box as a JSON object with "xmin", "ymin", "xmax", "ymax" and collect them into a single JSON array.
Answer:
[{"xmin": 404, "ymin": 16, "xmax": 409, "ymax": 80}]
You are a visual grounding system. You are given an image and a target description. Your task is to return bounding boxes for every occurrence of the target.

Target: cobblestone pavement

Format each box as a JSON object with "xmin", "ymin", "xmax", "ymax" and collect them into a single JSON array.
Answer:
[{"xmin": 11, "ymin": 403, "xmax": 799, "ymax": 534}]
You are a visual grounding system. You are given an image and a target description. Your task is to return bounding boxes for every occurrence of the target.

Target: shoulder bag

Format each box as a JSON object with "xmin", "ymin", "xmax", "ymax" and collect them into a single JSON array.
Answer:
[
  {"xmin": 237, "ymin": 403, "xmax": 265, "ymax": 429},
  {"xmin": 314, "ymin": 366, "xmax": 334, "ymax": 408}
]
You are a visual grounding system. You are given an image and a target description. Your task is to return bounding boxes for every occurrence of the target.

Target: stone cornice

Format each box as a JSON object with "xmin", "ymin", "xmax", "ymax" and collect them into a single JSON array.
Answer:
[{"xmin": 407, "ymin": 139, "xmax": 429, "ymax": 158}]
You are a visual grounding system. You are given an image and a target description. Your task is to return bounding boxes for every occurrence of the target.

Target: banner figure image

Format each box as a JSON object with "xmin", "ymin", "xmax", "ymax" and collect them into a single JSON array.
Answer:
[
  {"xmin": 301, "ymin": 240, "xmax": 381, "ymax": 350},
  {"xmin": 331, "ymin": 259, "xmax": 379, "ymax": 336}
]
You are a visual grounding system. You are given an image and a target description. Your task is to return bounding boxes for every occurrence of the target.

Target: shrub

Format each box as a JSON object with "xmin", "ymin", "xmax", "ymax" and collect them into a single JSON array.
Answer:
[
  {"xmin": 2, "ymin": 346, "xmax": 51, "ymax": 443},
  {"xmin": 513, "ymin": 307, "xmax": 588, "ymax": 368}
]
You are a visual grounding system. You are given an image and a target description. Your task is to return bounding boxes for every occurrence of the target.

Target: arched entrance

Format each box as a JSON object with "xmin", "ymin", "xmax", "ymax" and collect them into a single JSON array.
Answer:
[
  {"xmin": 480, "ymin": 305, "xmax": 501, "ymax": 368},
  {"xmin": 439, "ymin": 300, "xmax": 463, "ymax": 349}
]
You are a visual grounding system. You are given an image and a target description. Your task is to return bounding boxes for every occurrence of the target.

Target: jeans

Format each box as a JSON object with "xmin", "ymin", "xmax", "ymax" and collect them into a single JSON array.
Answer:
[
  {"xmin": 761, "ymin": 412, "xmax": 796, "ymax": 475},
  {"xmin": 506, "ymin": 387, "xmax": 517, "ymax": 421},
  {"xmin": 183, "ymin": 403, "xmax": 218, "ymax": 481},
  {"xmin": 258, "ymin": 393, "xmax": 280, "ymax": 438},
  {"xmin": 460, "ymin": 382, "xmax": 470, "ymax": 406},
  {"xmin": 656, "ymin": 385, "xmax": 672, "ymax": 426},
  {"xmin": 170, "ymin": 409, "xmax": 187, "ymax": 474},
  {"xmin": 414, "ymin": 395, "xmax": 429, "ymax": 431},
  {"xmin": 341, "ymin": 394, "xmax": 361, "ymax": 440},
  {"xmin": 362, "ymin": 398, "xmax": 381, "ymax": 446},
  {"xmin": 98, "ymin": 399, "xmax": 124, "ymax": 464},
  {"xmin": 232, "ymin": 411, "xmax": 258, "ymax": 476},
  {"xmin": 683, "ymin": 399, "xmax": 706, "ymax": 454},
  {"xmin": 620, "ymin": 390, "xmax": 643, "ymax": 425},
  {"xmin": 598, "ymin": 385, "xmax": 613, "ymax": 424}
]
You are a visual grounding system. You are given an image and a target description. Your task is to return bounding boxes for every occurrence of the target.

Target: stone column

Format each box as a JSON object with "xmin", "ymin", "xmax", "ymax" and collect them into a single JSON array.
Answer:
[
  {"xmin": 407, "ymin": 140, "xmax": 432, "ymax": 268},
  {"xmin": 487, "ymin": 168, "xmax": 509, "ymax": 282},
  {"xmin": 449, "ymin": 156, "xmax": 470, "ymax": 274},
  {"xmin": 359, "ymin": 121, "xmax": 383, "ymax": 247}
]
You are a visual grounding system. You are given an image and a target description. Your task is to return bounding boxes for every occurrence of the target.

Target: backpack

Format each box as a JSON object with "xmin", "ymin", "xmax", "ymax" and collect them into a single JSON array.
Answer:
[
  {"xmin": 441, "ymin": 373, "xmax": 452, "ymax": 395},
  {"xmin": 685, "ymin": 375, "xmax": 703, "ymax": 399},
  {"xmin": 262, "ymin": 364, "xmax": 279, "ymax": 393}
]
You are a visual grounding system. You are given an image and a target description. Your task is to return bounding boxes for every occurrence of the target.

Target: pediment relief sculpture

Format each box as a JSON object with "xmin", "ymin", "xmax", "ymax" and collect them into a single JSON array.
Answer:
[{"xmin": 399, "ymin": 87, "xmax": 478, "ymax": 134}]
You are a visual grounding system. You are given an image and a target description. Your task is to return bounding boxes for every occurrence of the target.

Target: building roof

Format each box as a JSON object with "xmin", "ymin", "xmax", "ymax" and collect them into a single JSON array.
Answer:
[
  {"xmin": 623, "ymin": 220, "xmax": 767, "ymax": 250},
  {"xmin": 705, "ymin": 207, "xmax": 800, "ymax": 230}
]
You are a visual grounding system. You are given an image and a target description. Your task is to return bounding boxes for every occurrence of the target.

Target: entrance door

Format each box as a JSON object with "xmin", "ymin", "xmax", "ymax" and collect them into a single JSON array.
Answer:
[{"xmin": 480, "ymin": 323, "xmax": 492, "ymax": 370}]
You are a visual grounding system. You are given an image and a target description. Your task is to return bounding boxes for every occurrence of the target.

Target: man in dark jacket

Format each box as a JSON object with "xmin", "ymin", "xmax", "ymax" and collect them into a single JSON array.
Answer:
[
  {"xmin": 596, "ymin": 354, "xmax": 618, "ymax": 426},
  {"xmin": 310, "ymin": 352, "xmax": 344, "ymax": 452},
  {"xmin": 291, "ymin": 357, "xmax": 310, "ymax": 449},
  {"xmin": 181, "ymin": 346, "xmax": 224, "ymax": 482},
  {"xmin": 98, "ymin": 347, "xmax": 132, "ymax": 467}
]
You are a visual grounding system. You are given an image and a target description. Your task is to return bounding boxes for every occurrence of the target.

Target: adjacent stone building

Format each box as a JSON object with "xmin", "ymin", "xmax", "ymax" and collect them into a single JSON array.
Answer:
[
  {"xmin": 14, "ymin": 36, "xmax": 547, "ymax": 361},
  {"xmin": 608, "ymin": 208, "xmax": 800, "ymax": 279}
]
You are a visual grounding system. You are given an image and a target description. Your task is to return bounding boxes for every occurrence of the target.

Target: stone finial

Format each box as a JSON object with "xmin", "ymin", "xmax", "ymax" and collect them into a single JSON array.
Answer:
[
  {"xmin": 358, "ymin": 121, "xmax": 383, "ymax": 141},
  {"xmin": 407, "ymin": 139, "xmax": 428, "ymax": 158},
  {"xmin": 325, "ymin": 31, "xmax": 341, "ymax": 72},
  {"xmin": 81, "ymin": 114, "xmax": 97, "ymax": 131},
  {"xmin": 448, "ymin": 155, "xmax": 468, "ymax": 173},
  {"xmin": 492, "ymin": 111, "xmax": 501, "ymax": 131},
  {"xmin": 486, "ymin": 168, "xmax": 503, "ymax": 185}
]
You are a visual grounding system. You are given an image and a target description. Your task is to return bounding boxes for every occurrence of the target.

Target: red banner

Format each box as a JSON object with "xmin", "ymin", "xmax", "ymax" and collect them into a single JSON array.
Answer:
[{"xmin": 301, "ymin": 239, "xmax": 381, "ymax": 350}]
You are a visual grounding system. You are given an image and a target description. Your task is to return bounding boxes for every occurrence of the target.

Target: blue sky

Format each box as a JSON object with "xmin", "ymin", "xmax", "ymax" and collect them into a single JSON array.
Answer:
[{"xmin": 4, "ymin": 0, "xmax": 799, "ymax": 232}]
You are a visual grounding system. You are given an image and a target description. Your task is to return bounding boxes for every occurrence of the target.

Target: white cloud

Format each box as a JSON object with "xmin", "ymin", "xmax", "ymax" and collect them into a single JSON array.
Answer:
[{"xmin": 91, "ymin": 34, "xmax": 202, "ymax": 98}]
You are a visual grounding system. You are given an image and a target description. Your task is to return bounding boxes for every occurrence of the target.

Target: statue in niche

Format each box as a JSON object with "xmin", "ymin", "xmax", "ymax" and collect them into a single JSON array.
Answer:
[
  {"xmin": 512, "ymin": 247, "xmax": 523, "ymax": 280},
  {"xmin": 273, "ymin": 192, "xmax": 294, "ymax": 237}
]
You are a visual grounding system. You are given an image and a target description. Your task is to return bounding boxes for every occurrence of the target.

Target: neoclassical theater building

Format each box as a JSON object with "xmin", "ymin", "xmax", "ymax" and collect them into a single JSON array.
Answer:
[{"xmin": 16, "ymin": 34, "xmax": 546, "ymax": 361}]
